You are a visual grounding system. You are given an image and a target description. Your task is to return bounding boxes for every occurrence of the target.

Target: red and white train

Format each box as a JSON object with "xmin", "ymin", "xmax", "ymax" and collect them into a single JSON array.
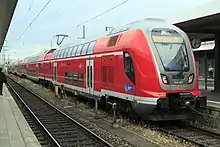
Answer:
[{"xmin": 9, "ymin": 18, "xmax": 206, "ymax": 121}]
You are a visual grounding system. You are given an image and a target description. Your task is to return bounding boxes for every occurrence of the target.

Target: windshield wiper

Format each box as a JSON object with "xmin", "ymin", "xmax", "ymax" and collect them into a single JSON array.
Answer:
[
  {"xmin": 176, "ymin": 60, "xmax": 188, "ymax": 77},
  {"xmin": 176, "ymin": 47, "xmax": 189, "ymax": 76}
]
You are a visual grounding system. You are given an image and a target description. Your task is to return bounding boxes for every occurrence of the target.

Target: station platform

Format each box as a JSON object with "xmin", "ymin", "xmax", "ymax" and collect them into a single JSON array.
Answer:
[
  {"xmin": 198, "ymin": 82, "xmax": 220, "ymax": 107},
  {"xmin": 200, "ymin": 90, "xmax": 220, "ymax": 108},
  {"xmin": 0, "ymin": 84, "xmax": 41, "ymax": 147}
]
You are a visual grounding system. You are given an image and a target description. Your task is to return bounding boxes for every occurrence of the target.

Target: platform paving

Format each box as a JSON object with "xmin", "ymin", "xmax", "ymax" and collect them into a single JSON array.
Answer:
[{"xmin": 0, "ymin": 84, "xmax": 41, "ymax": 147}]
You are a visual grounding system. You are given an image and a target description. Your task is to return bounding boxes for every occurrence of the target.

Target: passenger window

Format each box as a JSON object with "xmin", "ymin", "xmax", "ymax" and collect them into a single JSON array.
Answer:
[
  {"xmin": 68, "ymin": 47, "xmax": 73, "ymax": 57},
  {"xmin": 57, "ymin": 50, "xmax": 61, "ymax": 58},
  {"xmin": 62, "ymin": 49, "xmax": 67, "ymax": 58},
  {"xmin": 65, "ymin": 48, "xmax": 70, "ymax": 58},
  {"xmin": 76, "ymin": 44, "xmax": 83, "ymax": 56},
  {"xmin": 59, "ymin": 50, "xmax": 64, "ymax": 58},
  {"xmin": 56, "ymin": 50, "xmax": 60, "ymax": 58},
  {"xmin": 87, "ymin": 41, "xmax": 96, "ymax": 54},
  {"xmin": 71, "ymin": 46, "xmax": 78, "ymax": 57},
  {"xmin": 55, "ymin": 51, "xmax": 58, "ymax": 58},
  {"xmin": 123, "ymin": 52, "xmax": 135, "ymax": 84},
  {"xmin": 81, "ymin": 43, "xmax": 89, "ymax": 55}
]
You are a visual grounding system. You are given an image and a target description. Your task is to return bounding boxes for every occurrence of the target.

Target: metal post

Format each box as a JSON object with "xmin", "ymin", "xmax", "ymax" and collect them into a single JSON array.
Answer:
[
  {"xmin": 112, "ymin": 103, "xmax": 117, "ymax": 124},
  {"xmin": 78, "ymin": 25, "xmax": 86, "ymax": 39},
  {"xmin": 82, "ymin": 25, "xmax": 86, "ymax": 39},
  {"xmin": 204, "ymin": 52, "xmax": 208, "ymax": 90},
  {"xmin": 74, "ymin": 92, "xmax": 78, "ymax": 108},
  {"xmin": 94, "ymin": 99, "xmax": 99, "ymax": 119},
  {"xmin": 60, "ymin": 85, "xmax": 64, "ymax": 99},
  {"xmin": 55, "ymin": 85, "xmax": 59, "ymax": 97},
  {"xmin": 95, "ymin": 98, "xmax": 98, "ymax": 110}
]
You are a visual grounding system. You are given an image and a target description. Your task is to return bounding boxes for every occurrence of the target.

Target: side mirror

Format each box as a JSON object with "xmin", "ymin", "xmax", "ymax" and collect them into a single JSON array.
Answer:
[{"xmin": 191, "ymin": 38, "xmax": 201, "ymax": 49}]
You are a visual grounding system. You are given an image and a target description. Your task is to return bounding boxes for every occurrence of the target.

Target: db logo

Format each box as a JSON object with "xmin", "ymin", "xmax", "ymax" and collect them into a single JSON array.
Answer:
[{"xmin": 176, "ymin": 85, "xmax": 182, "ymax": 90}]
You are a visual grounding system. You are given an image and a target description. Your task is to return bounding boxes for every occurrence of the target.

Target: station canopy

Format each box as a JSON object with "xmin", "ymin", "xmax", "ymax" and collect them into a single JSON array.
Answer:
[
  {"xmin": 0, "ymin": 0, "xmax": 18, "ymax": 52},
  {"xmin": 167, "ymin": 0, "xmax": 220, "ymax": 42}
]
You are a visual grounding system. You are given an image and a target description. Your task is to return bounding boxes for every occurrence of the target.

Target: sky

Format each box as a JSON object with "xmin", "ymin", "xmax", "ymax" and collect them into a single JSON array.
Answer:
[{"xmin": 3, "ymin": 0, "xmax": 216, "ymax": 60}]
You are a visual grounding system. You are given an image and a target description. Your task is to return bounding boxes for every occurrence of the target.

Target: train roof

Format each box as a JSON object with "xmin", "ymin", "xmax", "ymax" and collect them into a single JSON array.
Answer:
[
  {"xmin": 54, "ymin": 18, "xmax": 185, "ymax": 53},
  {"xmin": 109, "ymin": 18, "xmax": 183, "ymax": 35},
  {"xmin": 25, "ymin": 48, "xmax": 57, "ymax": 63},
  {"xmin": 19, "ymin": 18, "xmax": 189, "ymax": 63}
]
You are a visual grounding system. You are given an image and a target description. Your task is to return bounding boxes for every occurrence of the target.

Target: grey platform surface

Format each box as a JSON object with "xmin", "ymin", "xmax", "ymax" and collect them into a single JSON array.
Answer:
[
  {"xmin": 200, "ymin": 89, "xmax": 220, "ymax": 108},
  {"xmin": 0, "ymin": 84, "xmax": 41, "ymax": 147}
]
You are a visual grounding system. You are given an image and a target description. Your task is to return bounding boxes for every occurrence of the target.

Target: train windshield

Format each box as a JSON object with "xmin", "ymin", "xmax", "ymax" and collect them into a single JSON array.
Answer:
[{"xmin": 151, "ymin": 28, "xmax": 189, "ymax": 72}]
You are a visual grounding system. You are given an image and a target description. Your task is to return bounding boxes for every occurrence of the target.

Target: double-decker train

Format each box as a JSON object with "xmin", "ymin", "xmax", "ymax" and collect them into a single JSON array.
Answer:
[{"xmin": 9, "ymin": 18, "xmax": 206, "ymax": 121}]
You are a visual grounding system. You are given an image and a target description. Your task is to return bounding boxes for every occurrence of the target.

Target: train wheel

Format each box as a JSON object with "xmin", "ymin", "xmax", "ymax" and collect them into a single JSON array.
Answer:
[
  {"xmin": 99, "ymin": 97, "xmax": 107, "ymax": 109},
  {"xmin": 125, "ymin": 103, "xmax": 139, "ymax": 120}
]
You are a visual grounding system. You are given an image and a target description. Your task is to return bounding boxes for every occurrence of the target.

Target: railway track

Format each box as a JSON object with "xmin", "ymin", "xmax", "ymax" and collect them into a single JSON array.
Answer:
[
  {"xmin": 155, "ymin": 121, "xmax": 220, "ymax": 147},
  {"xmin": 7, "ymin": 77, "xmax": 114, "ymax": 147},
  {"xmin": 7, "ymin": 84, "xmax": 55, "ymax": 147}
]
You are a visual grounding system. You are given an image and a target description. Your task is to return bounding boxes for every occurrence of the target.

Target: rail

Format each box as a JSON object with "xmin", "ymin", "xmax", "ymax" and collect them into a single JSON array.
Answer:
[
  {"xmin": 155, "ymin": 121, "xmax": 220, "ymax": 147},
  {"xmin": 7, "ymin": 77, "xmax": 114, "ymax": 147}
]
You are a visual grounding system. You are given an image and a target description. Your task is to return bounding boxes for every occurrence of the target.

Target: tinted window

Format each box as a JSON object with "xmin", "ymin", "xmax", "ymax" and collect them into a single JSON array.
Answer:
[
  {"xmin": 57, "ymin": 50, "xmax": 62, "ymax": 58},
  {"xmin": 65, "ymin": 48, "xmax": 70, "ymax": 57},
  {"xmin": 62, "ymin": 49, "xmax": 67, "ymax": 58},
  {"xmin": 151, "ymin": 28, "xmax": 189, "ymax": 71},
  {"xmin": 59, "ymin": 50, "xmax": 64, "ymax": 58},
  {"xmin": 123, "ymin": 52, "xmax": 135, "ymax": 84},
  {"xmin": 71, "ymin": 46, "xmax": 78, "ymax": 56},
  {"xmin": 55, "ymin": 51, "xmax": 58, "ymax": 58},
  {"xmin": 67, "ymin": 47, "xmax": 73, "ymax": 57},
  {"xmin": 76, "ymin": 44, "xmax": 83, "ymax": 56},
  {"xmin": 87, "ymin": 41, "xmax": 96, "ymax": 54},
  {"xmin": 81, "ymin": 43, "xmax": 89, "ymax": 55}
]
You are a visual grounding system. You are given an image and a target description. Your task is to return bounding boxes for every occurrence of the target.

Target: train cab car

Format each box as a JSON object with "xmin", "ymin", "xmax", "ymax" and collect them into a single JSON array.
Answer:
[
  {"xmin": 101, "ymin": 19, "xmax": 205, "ymax": 120},
  {"xmin": 106, "ymin": 18, "xmax": 206, "ymax": 120},
  {"xmin": 12, "ymin": 18, "xmax": 206, "ymax": 121}
]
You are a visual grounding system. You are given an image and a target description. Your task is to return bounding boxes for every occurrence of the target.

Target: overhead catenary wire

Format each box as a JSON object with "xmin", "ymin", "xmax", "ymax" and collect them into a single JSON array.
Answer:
[
  {"xmin": 76, "ymin": 0, "xmax": 129, "ymax": 27},
  {"xmin": 22, "ymin": 0, "xmax": 35, "ymax": 22},
  {"xmin": 17, "ymin": 0, "xmax": 52, "ymax": 40}
]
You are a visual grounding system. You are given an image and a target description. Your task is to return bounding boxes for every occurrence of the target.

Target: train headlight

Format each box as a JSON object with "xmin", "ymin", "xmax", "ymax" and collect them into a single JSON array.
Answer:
[
  {"xmin": 185, "ymin": 101, "xmax": 190, "ymax": 106},
  {"xmin": 187, "ymin": 73, "xmax": 194, "ymax": 84},
  {"xmin": 161, "ymin": 74, "xmax": 169, "ymax": 84}
]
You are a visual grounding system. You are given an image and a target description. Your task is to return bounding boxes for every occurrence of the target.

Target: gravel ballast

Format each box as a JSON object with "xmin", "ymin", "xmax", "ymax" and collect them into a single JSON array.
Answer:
[{"xmin": 9, "ymin": 75, "xmax": 197, "ymax": 147}]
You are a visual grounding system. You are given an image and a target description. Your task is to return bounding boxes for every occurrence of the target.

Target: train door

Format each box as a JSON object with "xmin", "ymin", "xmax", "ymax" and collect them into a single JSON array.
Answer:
[
  {"xmin": 53, "ymin": 62, "xmax": 57, "ymax": 84},
  {"xmin": 123, "ymin": 52, "xmax": 136, "ymax": 99},
  {"xmin": 86, "ymin": 59, "xmax": 94, "ymax": 95},
  {"xmin": 36, "ymin": 64, "xmax": 39, "ymax": 78}
]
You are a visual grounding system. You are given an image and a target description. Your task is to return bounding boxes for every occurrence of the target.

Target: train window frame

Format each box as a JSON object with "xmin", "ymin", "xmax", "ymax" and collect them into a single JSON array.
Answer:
[
  {"xmin": 58, "ymin": 50, "xmax": 62, "ymax": 58},
  {"xmin": 64, "ymin": 47, "xmax": 70, "ymax": 58},
  {"xmin": 76, "ymin": 44, "xmax": 84, "ymax": 56},
  {"xmin": 62, "ymin": 49, "xmax": 67, "ymax": 58},
  {"xmin": 123, "ymin": 51, "xmax": 135, "ymax": 84},
  {"xmin": 107, "ymin": 35, "xmax": 119, "ymax": 47},
  {"xmin": 68, "ymin": 47, "xmax": 73, "ymax": 57},
  {"xmin": 150, "ymin": 28, "xmax": 190, "ymax": 72},
  {"xmin": 71, "ymin": 46, "xmax": 77, "ymax": 57},
  {"xmin": 87, "ymin": 41, "xmax": 96, "ymax": 54},
  {"xmin": 57, "ymin": 50, "xmax": 61, "ymax": 59},
  {"xmin": 55, "ymin": 50, "xmax": 59, "ymax": 59},
  {"xmin": 59, "ymin": 49, "xmax": 64, "ymax": 58},
  {"xmin": 81, "ymin": 42, "xmax": 90, "ymax": 55},
  {"xmin": 55, "ymin": 52, "xmax": 57, "ymax": 58}
]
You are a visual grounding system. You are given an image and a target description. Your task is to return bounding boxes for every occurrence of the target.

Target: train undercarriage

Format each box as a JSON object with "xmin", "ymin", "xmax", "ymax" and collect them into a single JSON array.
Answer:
[{"xmin": 9, "ymin": 73, "xmax": 207, "ymax": 121}]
